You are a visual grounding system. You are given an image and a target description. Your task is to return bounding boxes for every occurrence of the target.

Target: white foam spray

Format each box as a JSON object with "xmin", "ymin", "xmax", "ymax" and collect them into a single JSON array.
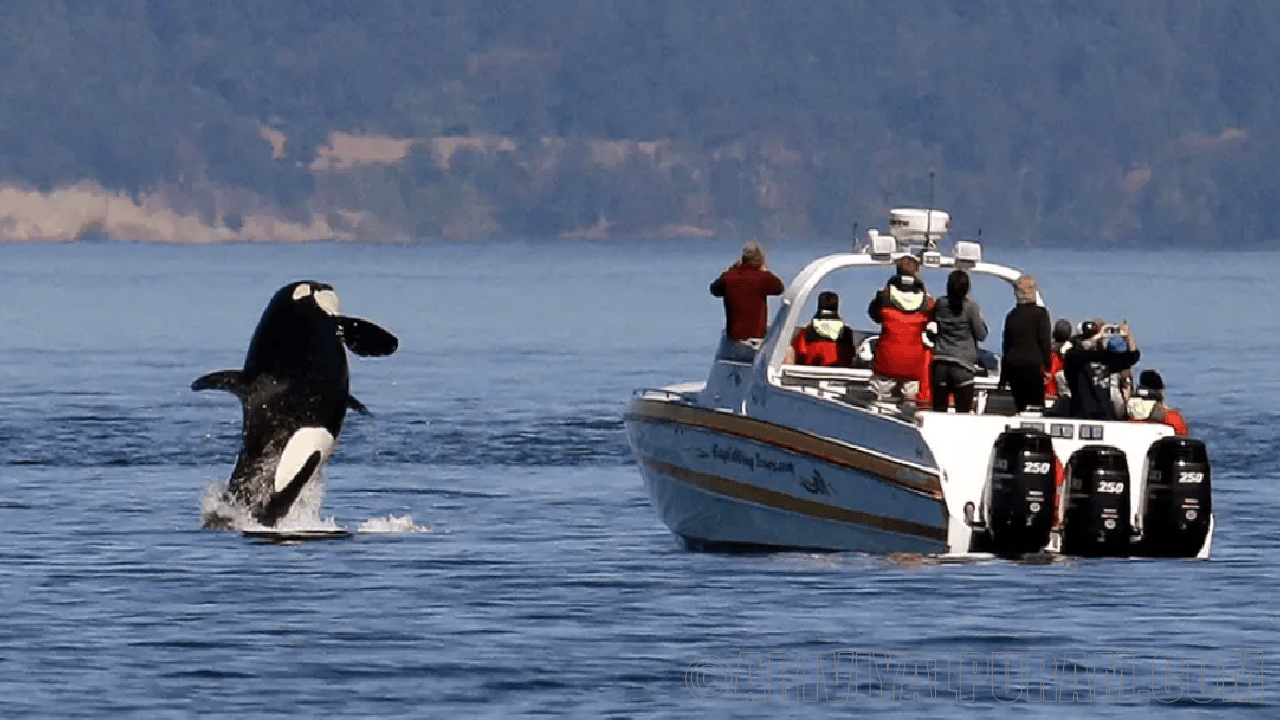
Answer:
[
  {"xmin": 357, "ymin": 515, "xmax": 431, "ymax": 533},
  {"xmin": 200, "ymin": 473, "xmax": 430, "ymax": 535}
]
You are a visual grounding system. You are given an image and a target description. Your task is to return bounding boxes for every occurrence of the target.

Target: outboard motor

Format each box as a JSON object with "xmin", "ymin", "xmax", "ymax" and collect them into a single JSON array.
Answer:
[
  {"xmin": 1140, "ymin": 437, "xmax": 1212, "ymax": 557},
  {"xmin": 983, "ymin": 428, "xmax": 1056, "ymax": 555},
  {"xmin": 1062, "ymin": 446, "xmax": 1132, "ymax": 556}
]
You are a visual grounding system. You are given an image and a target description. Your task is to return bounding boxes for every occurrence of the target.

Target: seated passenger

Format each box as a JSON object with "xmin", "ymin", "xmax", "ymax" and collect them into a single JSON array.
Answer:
[
  {"xmin": 868, "ymin": 258, "xmax": 934, "ymax": 401},
  {"xmin": 1127, "ymin": 369, "xmax": 1189, "ymax": 435},
  {"xmin": 788, "ymin": 291, "xmax": 856, "ymax": 367}
]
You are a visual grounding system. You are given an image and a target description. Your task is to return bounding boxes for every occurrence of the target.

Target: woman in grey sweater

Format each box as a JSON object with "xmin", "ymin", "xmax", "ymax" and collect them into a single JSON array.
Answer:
[{"xmin": 929, "ymin": 270, "xmax": 988, "ymax": 412}]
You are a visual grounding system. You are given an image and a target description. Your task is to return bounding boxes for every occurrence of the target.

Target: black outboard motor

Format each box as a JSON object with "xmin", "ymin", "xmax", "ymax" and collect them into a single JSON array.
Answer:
[
  {"xmin": 1140, "ymin": 437, "xmax": 1212, "ymax": 557},
  {"xmin": 984, "ymin": 428, "xmax": 1056, "ymax": 555},
  {"xmin": 1062, "ymin": 446, "xmax": 1132, "ymax": 556}
]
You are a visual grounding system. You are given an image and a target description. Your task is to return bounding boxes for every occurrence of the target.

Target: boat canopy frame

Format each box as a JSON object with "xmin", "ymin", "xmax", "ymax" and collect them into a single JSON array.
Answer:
[{"xmin": 757, "ymin": 249, "xmax": 1041, "ymax": 382}]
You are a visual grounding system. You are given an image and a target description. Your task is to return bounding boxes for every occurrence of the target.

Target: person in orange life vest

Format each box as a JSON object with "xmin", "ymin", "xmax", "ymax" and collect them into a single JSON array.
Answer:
[
  {"xmin": 1044, "ymin": 318, "xmax": 1073, "ymax": 414},
  {"xmin": 1127, "ymin": 369, "xmax": 1189, "ymax": 435},
  {"xmin": 867, "ymin": 255, "xmax": 934, "ymax": 400},
  {"xmin": 710, "ymin": 240, "xmax": 785, "ymax": 362},
  {"xmin": 787, "ymin": 291, "xmax": 856, "ymax": 367}
]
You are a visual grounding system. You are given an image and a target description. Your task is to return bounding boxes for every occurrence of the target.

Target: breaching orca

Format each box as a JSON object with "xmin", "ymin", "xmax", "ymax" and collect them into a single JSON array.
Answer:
[{"xmin": 193, "ymin": 281, "xmax": 398, "ymax": 528}]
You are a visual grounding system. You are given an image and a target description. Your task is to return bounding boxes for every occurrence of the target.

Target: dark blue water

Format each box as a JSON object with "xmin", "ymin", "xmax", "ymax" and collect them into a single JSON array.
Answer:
[{"xmin": 0, "ymin": 241, "xmax": 1272, "ymax": 717}]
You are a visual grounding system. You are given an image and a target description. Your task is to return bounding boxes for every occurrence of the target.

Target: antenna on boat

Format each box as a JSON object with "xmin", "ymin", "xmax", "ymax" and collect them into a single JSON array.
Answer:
[
  {"xmin": 924, "ymin": 170, "xmax": 938, "ymax": 252},
  {"xmin": 850, "ymin": 222, "xmax": 858, "ymax": 252}
]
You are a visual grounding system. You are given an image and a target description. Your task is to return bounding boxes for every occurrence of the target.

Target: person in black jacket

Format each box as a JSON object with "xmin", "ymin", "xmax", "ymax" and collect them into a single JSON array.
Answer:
[
  {"xmin": 999, "ymin": 274, "xmax": 1052, "ymax": 412},
  {"xmin": 1063, "ymin": 321, "xmax": 1141, "ymax": 420}
]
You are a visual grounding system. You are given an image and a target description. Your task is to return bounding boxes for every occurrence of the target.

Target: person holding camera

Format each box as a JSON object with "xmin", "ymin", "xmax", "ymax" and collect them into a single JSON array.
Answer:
[
  {"xmin": 710, "ymin": 240, "xmax": 785, "ymax": 361},
  {"xmin": 1062, "ymin": 320, "xmax": 1141, "ymax": 420}
]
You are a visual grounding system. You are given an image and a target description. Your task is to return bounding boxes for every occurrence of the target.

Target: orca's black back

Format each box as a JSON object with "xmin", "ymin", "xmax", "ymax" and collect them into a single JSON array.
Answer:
[{"xmin": 240, "ymin": 286, "xmax": 351, "ymax": 439}]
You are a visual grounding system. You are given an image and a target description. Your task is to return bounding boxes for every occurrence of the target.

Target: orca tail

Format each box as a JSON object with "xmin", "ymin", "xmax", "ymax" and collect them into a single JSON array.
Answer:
[
  {"xmin": 257, "ymin": 451, "xmax": 322, "ymax": 527},
  {"xmin": 336, "ymin": 316, "xmax": 399, "ymax": 357},
  {"xmin": 192, "ymin": 370, "xmax": 248, "ymax": 396}
]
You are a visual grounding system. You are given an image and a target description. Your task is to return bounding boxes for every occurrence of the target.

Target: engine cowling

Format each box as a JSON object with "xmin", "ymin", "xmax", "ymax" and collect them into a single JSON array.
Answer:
[
  {"xmin": 1062, "ymin": 445, "xmax": 1132, "ymax": 556},
  {"xmin": 1140, "ymin": 437, "xmax": 1212, "ymax": 557},
  {"xmin": 983, "ymin": 428, "xmax": 1056, "ymax": 555}
]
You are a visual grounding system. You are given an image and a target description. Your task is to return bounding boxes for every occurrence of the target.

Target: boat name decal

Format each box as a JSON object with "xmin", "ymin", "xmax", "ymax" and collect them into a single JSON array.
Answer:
[{"xmin": 710, "ymin": 443, "xmax": 795, "ymax": 475}]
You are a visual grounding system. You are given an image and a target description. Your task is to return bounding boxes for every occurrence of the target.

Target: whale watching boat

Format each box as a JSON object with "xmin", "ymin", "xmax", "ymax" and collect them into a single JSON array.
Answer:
[{"xmin": 624, "ymin": 208, "xmax": 1213, "ymax": 558}]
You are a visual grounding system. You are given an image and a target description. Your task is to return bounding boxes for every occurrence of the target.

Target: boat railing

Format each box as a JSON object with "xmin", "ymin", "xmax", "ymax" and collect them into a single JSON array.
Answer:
[
  {"xmin": 632, "ymin": 387, "xmax": 699, "ymax": 403},
  {"xmin": 777, "ymin": 363, "xmax": 1018, "ymax": 416}
]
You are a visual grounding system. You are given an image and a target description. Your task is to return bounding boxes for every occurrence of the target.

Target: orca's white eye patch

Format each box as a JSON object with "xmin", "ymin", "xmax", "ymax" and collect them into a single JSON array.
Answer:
[
  {"xmin": 314, "ymin": 289, "xmax": 339, "ymax": 316},
  {"xmin": 292, "ymin": 284, "xmax": 312, "ymax": 301}
]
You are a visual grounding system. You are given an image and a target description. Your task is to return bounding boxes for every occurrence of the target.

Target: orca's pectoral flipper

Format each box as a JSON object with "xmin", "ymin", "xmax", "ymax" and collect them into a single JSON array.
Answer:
[
  {"xmin": 336, "ymin": 317, "xmax": 399, "ymax": 357},
  {"xmin": 258, "ymin": 450, "xmax": 322, "ymax": 527},
  {"xmin": 347, "ymin": 395, "xmax": 372, "ymax": 416},
  {"xmin": 192, "ymin": 370, "xmax": 248, "ymax": 396}
]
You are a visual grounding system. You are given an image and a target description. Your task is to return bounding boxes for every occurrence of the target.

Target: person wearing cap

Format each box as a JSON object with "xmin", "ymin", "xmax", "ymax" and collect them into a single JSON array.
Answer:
[
  {"xmin": 710, "ymin": 239, "xmax": 785, "ymax": 362},
  {"xmin": 999, "ymin": 274, "xmax": 1053, "ymax": 412},
  {"xmin": 1044, "ymin": 318, "xmax": 1074, "ymax": 412},
  {"xmin": 1127, "ymin": 369, "xmax": 1189, "ymax": 435},
  {"xmin": 1062, "ymin": 320, "xmax": 1141, "ymax": 420},
  {"xmin": 928, "ymin": 269, "xmax": 987, "ymax": 412},
  {"xmin": 787, "ymin": 291, "xmax": 856, "ymax": 367},
  {"xmin": 867, "ymin": 256, "xmax": 934, "ymax": 401}
]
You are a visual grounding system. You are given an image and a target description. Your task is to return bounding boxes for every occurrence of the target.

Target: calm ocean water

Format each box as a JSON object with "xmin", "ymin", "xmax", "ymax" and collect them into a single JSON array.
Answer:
[{"xmin": 0, "ymin": 239, "xmax": 1273, "ymax": 718}]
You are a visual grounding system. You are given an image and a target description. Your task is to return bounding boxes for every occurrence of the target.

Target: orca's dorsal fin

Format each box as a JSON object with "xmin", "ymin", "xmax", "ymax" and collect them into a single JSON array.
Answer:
[
  {"xmin": 192, "ymin": 370, "xmax": 248, "ymax": 397},
  {"xmin": 346, "ymin": 395, "xmax": 372, "ymax": 416},
  {"xmin": 336, "ymin": 316, "xmax": 399, "ymax": 357}
]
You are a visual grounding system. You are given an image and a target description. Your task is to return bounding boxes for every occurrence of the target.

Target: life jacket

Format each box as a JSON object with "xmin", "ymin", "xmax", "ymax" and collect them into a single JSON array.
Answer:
[
  {"xmin": 792, "ymin": 318, "xmax": 852, "ymax": 367},
  {"xmin": 915, "ymin": 346, "xmax": 934, "ymax": 409},
  {"xmin": 1044, "ymin": 352, "xmax": 1065, "ymax": 399},
  {"xmin": 872, "ymin": 286, "xmax": 933, "ymax": 380},
  {"xmin": 1131, "ymin": 394, "xmax": 1187, "ymax": 435},
  {"xmin": 1127, "ymin": 397, "xmax": 1157, "ymax": 420},
  {"xmin": 1162, "ymin": 408, "xmax": 1189, "ymax": 436},
  {"xmin": 1127, "ymin": 400, "xmax": 1189, "ymax": 436}
]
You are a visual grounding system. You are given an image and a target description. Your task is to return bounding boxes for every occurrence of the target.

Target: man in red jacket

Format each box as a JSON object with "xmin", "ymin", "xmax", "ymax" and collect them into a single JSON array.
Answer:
[{"xmin": 710, "ymin": 240, "xmax": 785, "ymax": 361}]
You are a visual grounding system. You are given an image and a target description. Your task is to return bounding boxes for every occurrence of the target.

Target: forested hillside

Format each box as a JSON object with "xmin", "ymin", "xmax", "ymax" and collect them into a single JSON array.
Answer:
[{"xmin": 0, "ymin": 0, "xmax": 1275, "ymax": 245}]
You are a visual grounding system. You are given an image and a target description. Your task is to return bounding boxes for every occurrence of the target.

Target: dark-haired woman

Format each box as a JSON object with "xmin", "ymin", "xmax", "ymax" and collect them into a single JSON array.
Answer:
[{"xmin": 929, "ymin": 270, "xmax": 988, "ymax": 412}]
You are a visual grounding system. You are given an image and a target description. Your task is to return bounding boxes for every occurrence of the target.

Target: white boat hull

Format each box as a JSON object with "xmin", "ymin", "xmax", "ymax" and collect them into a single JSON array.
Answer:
[{"xmin": 626, "ymin": 395, "xmax": 949, "ymax": 554}]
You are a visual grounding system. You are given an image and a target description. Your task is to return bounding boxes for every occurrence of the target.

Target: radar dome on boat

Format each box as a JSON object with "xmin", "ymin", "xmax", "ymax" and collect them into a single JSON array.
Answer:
[{"xmin": 889, "ymin": 208, "xmax": 950, "ymax": 241}]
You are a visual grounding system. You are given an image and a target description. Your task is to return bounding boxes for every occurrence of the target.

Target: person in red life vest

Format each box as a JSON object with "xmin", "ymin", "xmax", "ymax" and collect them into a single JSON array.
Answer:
[
  {"xmin": 710, "ymin": 240, "xmax": 785, "ymax": 362},
  {"xmin": 787, "ymin": 291, "xmax": 856, "ymax": 367},
  {"xmin": 867, "ymin": 255, "xmax": 934, "ymax": 402},
  {"xmin": 1044, "ymin": 318, "xmax": 1073, "ymax": 415},
  {"xmin": 999, "ymin": 274, "xmax": 1052, "ymax": 412},
  {"xmin": 1127, "ymin": 369, "xmax": 1189, "ymax": 435}
]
